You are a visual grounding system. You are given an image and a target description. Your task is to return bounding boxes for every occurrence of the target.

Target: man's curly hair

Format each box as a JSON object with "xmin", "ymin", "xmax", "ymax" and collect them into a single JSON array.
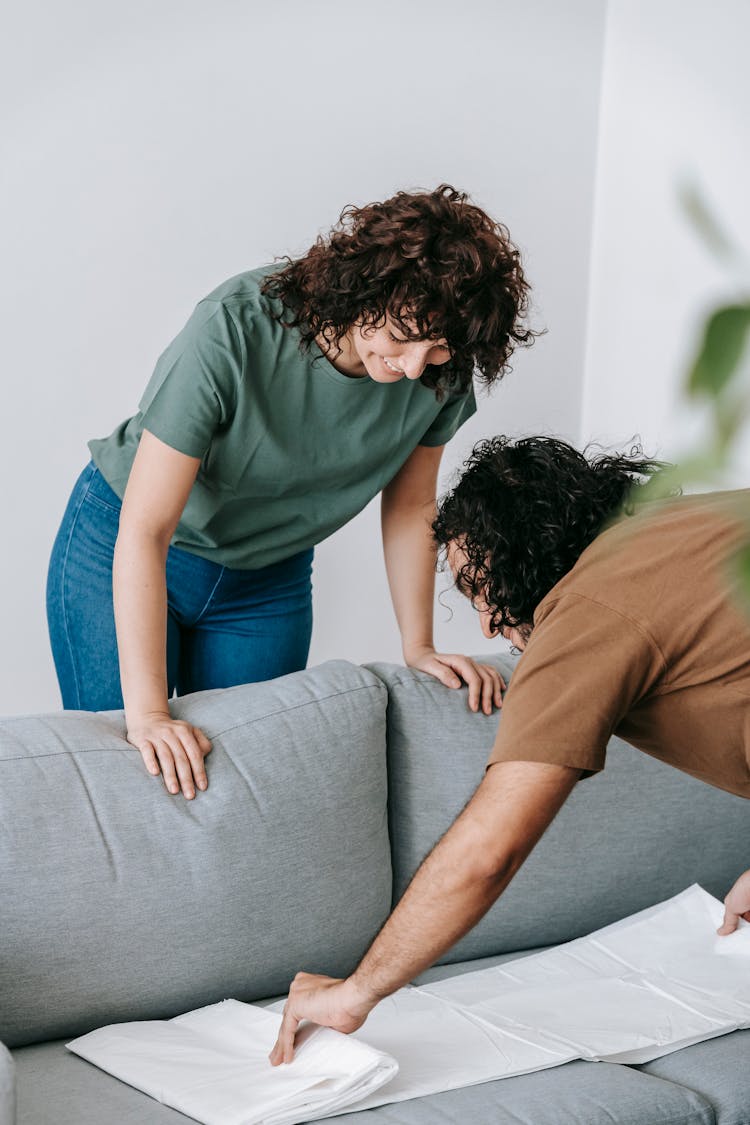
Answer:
[
  {"xmin": 260, "ymin": 184, "xmax": 535, "ymax": 396},
  {"xmin": 432, "ymin": 436, "xmax": 671, "ymax": 639}
]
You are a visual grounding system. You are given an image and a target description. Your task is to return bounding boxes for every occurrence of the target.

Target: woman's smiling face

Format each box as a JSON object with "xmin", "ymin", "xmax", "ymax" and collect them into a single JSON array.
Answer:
[{"xmin": 336, "ymin": 313, "xmax": 453, "ymax": 383}]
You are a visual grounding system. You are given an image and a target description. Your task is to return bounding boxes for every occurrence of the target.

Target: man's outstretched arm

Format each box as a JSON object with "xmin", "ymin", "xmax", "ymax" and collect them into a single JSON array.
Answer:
[{"xmin": 269, "ymin": 759, "xmax": 580, "ymax": 1064}]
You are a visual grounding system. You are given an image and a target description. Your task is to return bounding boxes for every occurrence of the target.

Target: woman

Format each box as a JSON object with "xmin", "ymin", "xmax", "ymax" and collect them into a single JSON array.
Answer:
[{"xmin": 47, "ymin": 184, "xmax": 533, "ymax": 799}]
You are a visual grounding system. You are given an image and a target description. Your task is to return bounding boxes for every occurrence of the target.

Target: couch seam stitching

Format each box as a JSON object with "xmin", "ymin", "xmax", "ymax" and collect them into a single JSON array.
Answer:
[{"xmin": 0, "ymin": 682, "xmax": 387, "ymax": 761}]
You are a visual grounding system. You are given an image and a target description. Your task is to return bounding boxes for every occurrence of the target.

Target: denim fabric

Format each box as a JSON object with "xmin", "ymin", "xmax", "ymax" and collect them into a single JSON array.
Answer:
[{"xmin": 46, "ymin": 462, "xmax": 313, "ymax": 710}]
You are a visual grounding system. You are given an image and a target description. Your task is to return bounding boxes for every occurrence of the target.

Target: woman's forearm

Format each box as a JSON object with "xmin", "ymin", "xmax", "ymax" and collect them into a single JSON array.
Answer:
[
  {"xmin": 380, "ymin": 447, "xmax": 504, "ymax": 711},
  {"xmin": 108, "ymin": 435, "xmax": 210, "ymax": 799},
  {"xmin": 112, "ymin": 528, "xmax": 172, "ymax": 725},
  {"xmin": 112, "ymin": 518, "xmax": 213, "ymax": 800},
  {"xmin": 381, "ymin": 492, "xmax": 438, "ymax": 660},
  {"xmin": 380, "ymin": 443, "xmax": 445, "ymax": 660}
]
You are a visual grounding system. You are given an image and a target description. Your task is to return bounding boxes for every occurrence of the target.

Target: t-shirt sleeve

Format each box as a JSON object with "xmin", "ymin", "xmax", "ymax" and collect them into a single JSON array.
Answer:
[
  {"xmin": 418, "ymin": 381, "xmax": 477, "ymax": 447},
  {"xmin": 487, "ymin": 595, "xmax": 666, "ymax": 778},
  {"xmin": 136, "ymin": 299, "xmax": 244, "ymax": 460}
]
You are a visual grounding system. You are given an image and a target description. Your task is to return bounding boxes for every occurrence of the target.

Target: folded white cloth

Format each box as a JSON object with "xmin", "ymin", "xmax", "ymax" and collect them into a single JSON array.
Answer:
[
  {"xmin": 67, "ymin": 1000, "xmax": 398, "ymax": 1125},
  {"xmin": 67, "ymin": 886, "xmax": 750, "ymax": 1124}
]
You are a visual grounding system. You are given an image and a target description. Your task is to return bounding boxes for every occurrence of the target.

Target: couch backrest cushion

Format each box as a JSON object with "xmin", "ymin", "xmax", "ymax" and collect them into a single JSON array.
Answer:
[
  {"xmin": 0, "ymin": 661, "xmax": 391, "ymax": 1048},
  {"xmin": 368, "ymin": 656, "xmax": 750, "ymax": 964}
]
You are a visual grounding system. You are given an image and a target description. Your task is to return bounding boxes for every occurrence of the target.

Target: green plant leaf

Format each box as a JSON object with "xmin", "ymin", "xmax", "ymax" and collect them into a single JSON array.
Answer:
[{"xmin": 687, "ymin": 304, "xmax": 750, "ymax": 397}]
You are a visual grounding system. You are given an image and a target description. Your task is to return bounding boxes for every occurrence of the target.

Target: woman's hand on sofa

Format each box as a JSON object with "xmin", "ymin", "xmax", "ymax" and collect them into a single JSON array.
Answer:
[
  {"xmin": 717, "ymin": 869, "xmax": 750, "ymax": 935},
  {"xmin": 405, "ymin": 647, "xmax": 506, "ymax": 714},
  {"xmin": 126, "ymin": 714, "xmax": 212, "ymax": 800},
  {"xmin": 269, "ymin": 972, "xmax": 376, "ymax": 1066}
]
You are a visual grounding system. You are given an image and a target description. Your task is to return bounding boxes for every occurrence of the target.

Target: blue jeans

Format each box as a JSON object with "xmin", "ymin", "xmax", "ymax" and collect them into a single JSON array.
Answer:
[{"xmin": 46, "ymin": 462, "xmax": 314, "ymax": 711}]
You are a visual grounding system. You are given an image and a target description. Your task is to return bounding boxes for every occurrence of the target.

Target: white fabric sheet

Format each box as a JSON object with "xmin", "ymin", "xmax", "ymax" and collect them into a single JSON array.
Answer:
[
  {"xmin": 67, "ymin": 885, "xmax": 750, "ymax": 1124},
  {"xmin": 67, "ymin": 1000, "xmax": 398, "ymax": 1125}
]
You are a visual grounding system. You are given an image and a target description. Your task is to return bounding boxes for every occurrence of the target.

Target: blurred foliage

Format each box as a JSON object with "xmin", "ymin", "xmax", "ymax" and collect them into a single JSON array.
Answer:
[{"xmin": 636, "ymin": 186, "xmax": 750, "ymax": 612}]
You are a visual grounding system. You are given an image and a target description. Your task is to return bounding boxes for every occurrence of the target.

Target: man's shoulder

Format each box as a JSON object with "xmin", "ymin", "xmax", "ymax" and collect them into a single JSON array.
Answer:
[{"xmin": 535, "ymin": 489, "xmax": 749, "ymax": 631}]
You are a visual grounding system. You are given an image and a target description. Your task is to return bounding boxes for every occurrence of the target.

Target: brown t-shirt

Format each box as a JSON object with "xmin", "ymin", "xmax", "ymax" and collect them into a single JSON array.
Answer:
[{"xmin": 488, "ymin": 490, "xmax": 750, "ymax": 798}]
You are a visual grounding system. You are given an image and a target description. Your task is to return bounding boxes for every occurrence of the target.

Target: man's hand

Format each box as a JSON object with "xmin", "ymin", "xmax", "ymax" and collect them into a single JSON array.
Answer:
[
  {"xmin": 405, "ymin": 646, "xmax": 505, "ymax": 714},
  {"xmin": 268, "ymin": 973, "xmax": 376, "ymax": 1065},
  {"xmin": 717, "ymin": 869, "xmax": 750, "ymax": 935}
]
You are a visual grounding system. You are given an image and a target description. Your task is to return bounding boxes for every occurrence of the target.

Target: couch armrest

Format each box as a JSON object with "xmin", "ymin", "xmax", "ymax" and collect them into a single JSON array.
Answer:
[{"xmin": 0, "ymin": 1042, "xmax": 15, "ymax": 1125}]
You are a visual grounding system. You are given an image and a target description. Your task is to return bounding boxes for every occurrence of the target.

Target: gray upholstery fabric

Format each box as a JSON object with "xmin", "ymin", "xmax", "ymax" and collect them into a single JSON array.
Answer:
[
  {"xmin": 368, "ymin": 658, "xmax": 750, "ymax": 964},
  {"xmin": 0, "ymin": 1043, "xmax": 15, "ymax": 1125},
  {"xmin": 323, "ymin": 1062, "xmax": 715, "ymax": 1125},
  {"xmin": 638, "ymin": 1031, "xmax": 750, "ymax": 1125},
  {"xmin": 0, "ymin": 662, "xmax": 391, "ymax": 1048},
  {"xmin": 14, "ymin": 1042, "xmax": 188, "ymax": 1124}
]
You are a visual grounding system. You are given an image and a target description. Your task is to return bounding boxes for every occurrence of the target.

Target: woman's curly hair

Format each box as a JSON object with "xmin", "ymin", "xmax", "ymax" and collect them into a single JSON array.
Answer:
[
  {"xmin": 260, "ymin": 184, "xmax": 535, "ymax": 396},
  {"xmin": 432, "ymin": 436, "xmax": 672, "ymax": 640}
]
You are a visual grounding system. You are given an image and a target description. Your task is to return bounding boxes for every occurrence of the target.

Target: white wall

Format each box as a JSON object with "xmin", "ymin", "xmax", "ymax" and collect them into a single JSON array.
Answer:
[
  {"xmin": 0, "ymin": 0, "xmax": 606, "ymax": 715},
  {"xmin": 582, "ymin": 0, "xmax": 750, "ymax": 479}
]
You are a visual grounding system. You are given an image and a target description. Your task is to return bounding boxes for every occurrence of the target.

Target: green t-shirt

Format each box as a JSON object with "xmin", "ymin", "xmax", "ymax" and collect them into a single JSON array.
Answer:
[{"xmin": 89, "ymin": 266, "xmax": 476, "ymax": 570}]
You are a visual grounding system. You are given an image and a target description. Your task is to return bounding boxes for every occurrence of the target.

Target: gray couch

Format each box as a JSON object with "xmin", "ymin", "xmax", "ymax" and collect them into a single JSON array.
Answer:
[{"xmin": 2, "ymin": 658, "xmax": 749, "ymax": 1125}]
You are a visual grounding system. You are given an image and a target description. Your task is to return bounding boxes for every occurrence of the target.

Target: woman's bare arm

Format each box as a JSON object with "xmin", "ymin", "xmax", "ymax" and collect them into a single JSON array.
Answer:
[{"xmin": 113, "ymin": 430, "xmax": 211, "ymax": 798}]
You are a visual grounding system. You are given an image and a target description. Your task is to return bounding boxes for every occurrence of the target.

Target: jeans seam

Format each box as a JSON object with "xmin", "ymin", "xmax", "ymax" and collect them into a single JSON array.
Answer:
[
  {"xmin": 192, "ymin": 566, "xmax": 228, "ymax": 625},
  {"xmin": 58, "ymin": 468, "xmax": 99, "ymax": 710},
  {"xmin": 187, "ymin": 549, "xmax": 314, "ymax": 630},
  {"xmin": 84, "ymin": 491, "xmax": 121, "ymax": 516}
]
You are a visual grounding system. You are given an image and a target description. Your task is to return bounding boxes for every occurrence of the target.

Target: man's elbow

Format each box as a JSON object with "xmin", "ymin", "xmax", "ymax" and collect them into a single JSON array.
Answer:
[
  {"xmin": 454, "ymin": 820, "xmax": 525, "ymax": 891},
  {"xmin": 458, "ymin": 760, "xmax": 581, "ymax": 886},
  {"xmin": 470, "ymin": 844, "xmax": 526, "ymax": 890}
]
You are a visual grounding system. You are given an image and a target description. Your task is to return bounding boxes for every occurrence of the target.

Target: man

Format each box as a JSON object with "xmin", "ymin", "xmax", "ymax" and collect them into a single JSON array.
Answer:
[{"xmin": 270, "ymin": 436, "xmax": 750, "ymax": 1065}]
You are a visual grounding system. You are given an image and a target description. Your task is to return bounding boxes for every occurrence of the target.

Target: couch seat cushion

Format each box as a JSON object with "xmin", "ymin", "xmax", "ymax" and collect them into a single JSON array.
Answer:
[
  {"xmin": 324, "ymin": 1061, "xmax": 714, "ymax": 1125},
  {"xmin": 13, "ymin": 1036, "xmax": 716, "ymax": 1125},
  {"xmin": 638, "ymin": 1031, "xmax": 750, "ymax": 1125}
]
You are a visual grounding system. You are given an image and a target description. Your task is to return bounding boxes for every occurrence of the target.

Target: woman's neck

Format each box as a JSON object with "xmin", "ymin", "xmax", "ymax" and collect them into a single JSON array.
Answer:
[{"xmin": 315, "ymin": 328, "xmax": 367, "ymax": 378}]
